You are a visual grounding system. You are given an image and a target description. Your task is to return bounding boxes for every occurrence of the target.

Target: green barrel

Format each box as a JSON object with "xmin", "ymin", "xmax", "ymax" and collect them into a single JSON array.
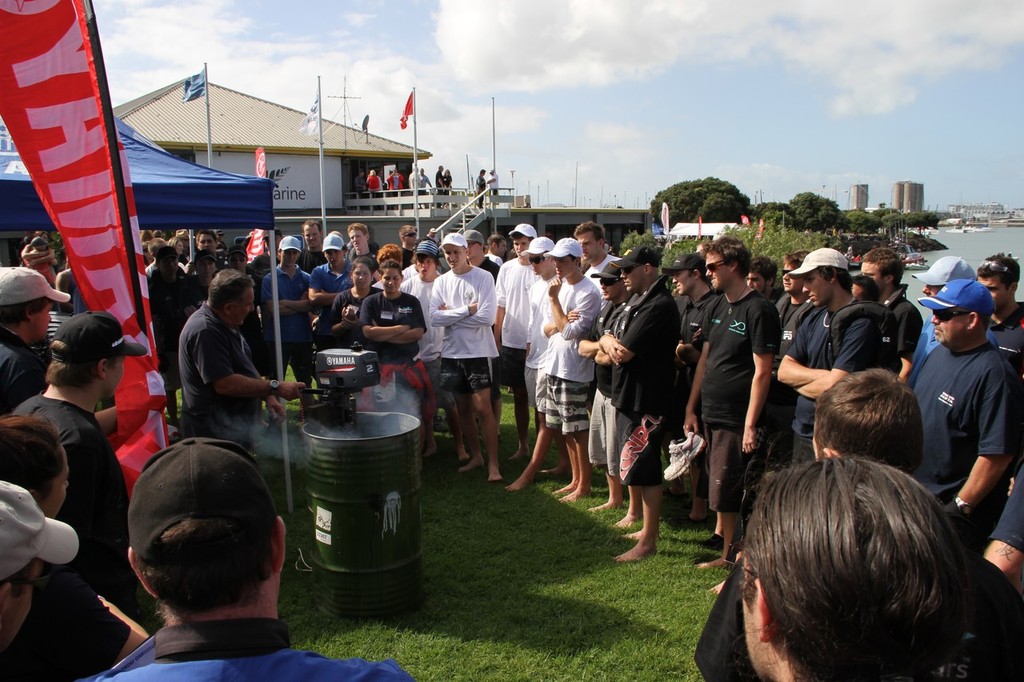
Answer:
[{"xmin": 303, "ymin": 408, "xmax": 423, "ymax": 617}]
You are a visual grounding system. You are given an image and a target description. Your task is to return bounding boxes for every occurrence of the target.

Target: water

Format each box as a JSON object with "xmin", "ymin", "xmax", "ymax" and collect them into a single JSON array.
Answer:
[{"xmin": 909, "ymin": 228, "xmax": 1023, "ymax": 315}]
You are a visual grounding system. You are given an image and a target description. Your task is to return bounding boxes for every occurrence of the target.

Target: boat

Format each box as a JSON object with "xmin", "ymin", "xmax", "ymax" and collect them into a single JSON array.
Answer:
[
  {"xmin": 897, "ymin": 244, "xmax": 927, "ymax": 268},
  {"xmin": 964, "ymin": 224, "xmax": 994, "ymax": 233},
  {"xmin": 946, "ymin": 227, "xmax": 966, "ymax": 234}
]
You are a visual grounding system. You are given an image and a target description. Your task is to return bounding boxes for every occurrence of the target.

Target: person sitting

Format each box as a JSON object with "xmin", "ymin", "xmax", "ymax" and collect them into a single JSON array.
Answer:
[
  {"xmin": 0, "ymin": 415, "xmax": 148, "ymax": 679},
  {"xmin": 81, "ymin": 438, "xmax": 412, "ymax": 680}
]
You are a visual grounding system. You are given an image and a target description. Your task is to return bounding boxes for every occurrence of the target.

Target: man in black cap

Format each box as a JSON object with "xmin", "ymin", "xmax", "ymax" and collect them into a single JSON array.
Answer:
[
  {"xmin": 148, "ymin": 246, "xmax": 188, "ymax": 429},
  {"xmin": 84, "ymin": 438, "xmax": 412, "ymax": 680},
  {"xmin": 599, "ymin": 245, "xmax": 680, "ymax": 561},
  {"xmin": 180, "ymin": 249, "xmax": 218, "ymax": 317},
  {"xmin": 15, "ymin": 312, "xmax": 148, "ymax": 617}
]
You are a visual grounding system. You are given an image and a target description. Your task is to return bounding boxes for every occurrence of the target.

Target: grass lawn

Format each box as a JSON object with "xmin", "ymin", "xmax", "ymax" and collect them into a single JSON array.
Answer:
[{"xmin": 221, "ymin": 386, "xmax": 726, "ymax": 681}]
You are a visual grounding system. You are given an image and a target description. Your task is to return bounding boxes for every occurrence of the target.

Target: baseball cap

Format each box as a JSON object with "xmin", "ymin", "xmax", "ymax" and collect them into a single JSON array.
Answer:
[
  {"xmin": 787, "ymin": 248, "xmax": 848, "ymax": 276},
  {"xmin": 322, "ymin": 233, "xmax": 346, "ymax": 252},
  {"xmin": 279, "ymin": 236, "xmax": 302, "ymax": 251},
  {"xmin": 193, "ymin": 249, "xmax": 216, "ymax": 263},
  {"xmin": 129, "ymin": 438, "xmax": 277, "ymax": 564},
  {"xmin": 661, "ymin": 253, "xmax": 706, "ymax": 275},
  {"xmin": 51, "ymin": 312, "xmax": 148, "ymax": 364},
  {"xmin": 546, "ymin": 238, "xmax": 583, "ymax": 259},
  {"xmin": 510, "ymin": 224, "xmax": 538, "ymax": 239},
  {"xmin": 918, "ymin": 279, "xmax": 994, "ymax": 315},
  {"xmin": 227, "ymin": 246, "xmax": 247, "ymax": 259},
  {"xmin": 591, "ymin": 262, "xmax": 623, "ymax": 284},
  {"xmin": 0, "ymin": 481, "xmax": 79, "ymax": 580},
  {"xmin": 463, "ymin": 229, "xmax": 485, "ymax": 245},
  {"xmin": 524, "ymin": 237, "xmax": 555, "ymax": 255},
  {"xmin": 614, "ymin": 245, "xmax": 662, "ymax": 269},
  {"xmin": 415, "ymin": 239, "xmax": 441, "ymax": 259},
  {"xmin": 0, "ymin": 267, "xmax": 71, "ymax": 306},
  {"xmin": 441, "ymin": 233, "xmax": 468, "ymax": 249},
  {"xmin": 156, "ymin": 245, "xmax": 179, "ymax": 261},
  {"xmin": 912, "ymin": 256, "xmax": 976, "ymax": 286}
]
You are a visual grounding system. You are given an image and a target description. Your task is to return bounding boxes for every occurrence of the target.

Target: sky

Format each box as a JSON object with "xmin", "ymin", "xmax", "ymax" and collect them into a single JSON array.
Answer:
[{"xmin": 97, "ymin": 0, "xmax": 1024, "ymax": 212}]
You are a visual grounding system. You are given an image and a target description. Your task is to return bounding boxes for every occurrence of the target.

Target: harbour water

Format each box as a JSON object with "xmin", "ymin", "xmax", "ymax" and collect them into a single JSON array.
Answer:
[{"xmin": 909, "ymin": 228, "xmax": 1023, "ymax": 315}]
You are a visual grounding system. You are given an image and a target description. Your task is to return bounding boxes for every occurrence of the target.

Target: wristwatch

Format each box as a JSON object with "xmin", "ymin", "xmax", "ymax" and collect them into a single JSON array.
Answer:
[
  {"xmin": 268, "ymin": 379, "xmax": 280, "ymax": 395},
  {"xmin": 954, "ymin": 496, "xmax": 973, "ymax": 517}
]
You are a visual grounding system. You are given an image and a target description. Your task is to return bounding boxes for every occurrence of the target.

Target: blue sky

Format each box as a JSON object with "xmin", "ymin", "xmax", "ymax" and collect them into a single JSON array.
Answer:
[{"xmin": 99, "ymin": 0, "xmax": 1024, "ymax": 211}]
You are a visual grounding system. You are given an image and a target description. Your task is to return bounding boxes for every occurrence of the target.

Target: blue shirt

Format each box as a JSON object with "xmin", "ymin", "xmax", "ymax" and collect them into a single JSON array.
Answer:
[
  {"xmin": 262, "ymin": 267, "xmax": 313, "ymax": 343},
  {"xmin": 310, "ymin": 263, "xmax": 351, "ymax": 337}
]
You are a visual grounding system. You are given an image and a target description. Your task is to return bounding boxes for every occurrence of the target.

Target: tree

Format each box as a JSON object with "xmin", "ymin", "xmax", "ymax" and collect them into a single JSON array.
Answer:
[
  {"xmin": 650, "ymin": 177, "xmax": 751, "ymax": 225},
  {"xmin": 845, "ymin": 209, "xmax": 883, "ymax": 234},
  {"xmin": 753, "ymin": 202, "xmax": 791, "ymax": 229},
  {"xmin": 904, "ymin": 211, "xmax": 939, "ymax": 228},
  {"xmin": 788, "ymin": 192, "xmax": 848, "ymax": 233}
]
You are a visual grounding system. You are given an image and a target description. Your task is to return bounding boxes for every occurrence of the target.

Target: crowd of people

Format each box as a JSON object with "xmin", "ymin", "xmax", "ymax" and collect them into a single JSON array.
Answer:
[{"xmin": 1, "ymin": 217, "xmax": 1023, "ymax": 678}]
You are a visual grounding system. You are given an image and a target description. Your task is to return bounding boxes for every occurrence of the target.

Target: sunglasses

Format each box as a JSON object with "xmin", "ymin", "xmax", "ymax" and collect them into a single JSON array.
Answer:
[
  {"xmin": 2, "ymin": 568, "xmax": 51, "ymax": 595},
  {"xmin": 618, "ymin": 266, "xmax": 636, "ymax": 275},
  {"xmin": 979, "ymin": 260, "xmax": 1010, "ymax": 273},
  {"xmin": 528, "ymin": 256, "xmax": 546, "ymax": 264},
  {"xmin": 401, "ymin": 233, "xmax": 417, "ymax": 239},
  {"xmin": 933, "ymin": 308, "xmax": 971, "ymax": 322},
  {"xmin": 705, "ymin": 260, "xmax": 728, "ymax": 273},
  {"xmin": 781, "ymin": 268, "xmax": 794, "ymax": 276}
]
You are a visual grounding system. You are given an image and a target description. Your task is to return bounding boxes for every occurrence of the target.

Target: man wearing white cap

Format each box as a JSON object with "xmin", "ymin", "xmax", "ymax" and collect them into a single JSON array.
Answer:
[
  {"xmin": 0, "ymin": 267, "xmax": 70, "ymax": 414},
  {"xmin": 779, "ymin": 247, "xmax": 880, "ymax": 463},
  {"xmin": 430, "ymin": 233, "xmax": 502, "ymax": 481},
  {"xmin": 495, "ymin": 224, "xmax": 540, "ymax": 460},
  {"xmin": 308, "ymin": 232, "xmax": 352, "ymax": 354},
  {"xmin": 908, "ymin": 256, "xmax": 979, "ymax": 386},
  {"xmin": 0, "ymin": 481, "xmax": 79, "ymax": 653}
]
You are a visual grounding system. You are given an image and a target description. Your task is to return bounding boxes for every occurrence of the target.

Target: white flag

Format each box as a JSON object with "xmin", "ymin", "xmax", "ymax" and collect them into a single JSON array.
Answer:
[{"xmin": 298, "ymin": 92, "xmax": 319, "ymax": 136}]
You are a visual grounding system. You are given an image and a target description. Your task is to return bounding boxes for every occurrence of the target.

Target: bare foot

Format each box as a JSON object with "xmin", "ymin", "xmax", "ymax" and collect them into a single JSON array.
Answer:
[
  {"xmin": 505, "ymin": 475, "xmax": 533, "ymax": 492},
  {"xmin": 696, "ymin": 557, "xmax": 732, "ymax": 569},
  {"xmin": 560, "ymin": 489, "xmax": 590, "ymax": 503},
  {"xmin": 553, "ymin": 482, "xmax": 577, "ymax": 496},
  {"xmin": 508, "ymin": 448, "xmax": 529, "ymax": 461},
  {"xmin": 487, "ymin": 465, "xmax": 503, "ymax": 482},
  {"xmin": 588, "ymin": 501, "xmax": 622, "ymax": 512},
  {"xmin": 457, "ymin": 450, "xmax": 471, "ymax": 462},
  {"xmin": 422, "ymin": 445, "xmax": 437, "ymax": 458},
  {"xmin": 624, "ymin": 530, "xmax": 643, "ymax": 540},
  {"xmin": 615, "ymin": 545, "xmax": 657, "ymax": 562},
  {"xmin": 541, "ymin": 465, "xmax": 571, "ymax": 477},
  {"xmin": 458, "ymin": 457, "xmax": 483, "ymax": 473},
  {"xmin": 709, "ymin": 580, "xmax": 726, "ymax": 595},
  {"xmin": 614, "ymin": 514, "xmax": 641, "ymax": 529}
]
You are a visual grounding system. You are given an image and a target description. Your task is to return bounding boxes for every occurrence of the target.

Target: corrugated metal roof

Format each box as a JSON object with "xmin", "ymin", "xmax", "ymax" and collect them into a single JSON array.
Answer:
[{"xmin": 114, "ymin": 81, "xmax": 426, "ymax": 159}]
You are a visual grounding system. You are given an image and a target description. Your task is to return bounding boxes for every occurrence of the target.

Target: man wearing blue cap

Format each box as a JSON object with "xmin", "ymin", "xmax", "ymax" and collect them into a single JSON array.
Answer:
[{"xmin": 913, "ymin": 279, "xmax": 1024, "ymax": 552}]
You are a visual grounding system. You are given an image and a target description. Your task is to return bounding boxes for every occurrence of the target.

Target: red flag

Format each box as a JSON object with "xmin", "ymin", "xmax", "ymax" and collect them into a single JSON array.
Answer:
[
  {"xmin": 400, "ymin": 91, "xmax": 414, "ymax": 130},
  {"xmin": 0, "ymin": 0, "xmax": 166, "ymax": 493},
  {"xmin": 697, "ymin": 215, "xmax": 703, "ymax": 239},
  {"xmin": 740, "ymin": 215, "xmax": 750, "ymax": 225},
  {"xmin": 255, "ymin": 146, "xmax": 267, "ymax": 178}
]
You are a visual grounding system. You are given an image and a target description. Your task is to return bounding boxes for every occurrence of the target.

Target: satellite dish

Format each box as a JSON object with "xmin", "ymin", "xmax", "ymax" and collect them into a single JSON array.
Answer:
[{"xmin": 361, "ymin": 115, "xmax": 369, "ymax": 132}]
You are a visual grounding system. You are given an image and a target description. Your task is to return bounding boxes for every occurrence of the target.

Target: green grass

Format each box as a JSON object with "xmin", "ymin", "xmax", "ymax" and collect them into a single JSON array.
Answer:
[{"xmin": 225, "ymin": 389, "xmax": 725, "ymax": 681}]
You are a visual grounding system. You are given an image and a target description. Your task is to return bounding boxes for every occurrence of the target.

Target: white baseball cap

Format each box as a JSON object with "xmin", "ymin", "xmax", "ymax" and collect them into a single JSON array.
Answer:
[
  {"xmin": 0, "ymin": 481, "xmax": 79, "ymax": 580},
  {"xmin": 546, "ymin": 238, "xmax": 584, "ymax": 259},
  {"xmin": 322, "ymin": 233, "xmax": 346, "ymax": 252},
  {"xmin": 510, "ymin": 224, "xmax": 538, "ymax": 239},
  {"xmin": 0, "ymin": 267, "xmax": 71, "ymax": 306},
  {"xmin": 279, "ymin": 236, "xmax": 303, "ymax": 251},
  {"xmin": 441, "ymin": 233, "xmax": 468, "ymax": 249},
  {"xmin": 912, "ymin": 256, "xmax": 976, "ymax": 286},
  {"xmin": 524, "ymin": 237, "xmax": 555, "ymax": 255},
  {"xmin": 788, "ymin": 248, "xmax": 848, "ymax": 276}
]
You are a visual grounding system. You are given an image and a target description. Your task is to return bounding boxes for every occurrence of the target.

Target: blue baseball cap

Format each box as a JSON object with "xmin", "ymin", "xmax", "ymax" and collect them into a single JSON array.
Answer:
[{"xmin": 918, "ymin": 279, "xmax": 994, "ymax": 315}]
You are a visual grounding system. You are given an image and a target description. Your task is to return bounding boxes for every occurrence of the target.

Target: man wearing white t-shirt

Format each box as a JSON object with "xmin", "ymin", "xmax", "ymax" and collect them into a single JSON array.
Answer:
[
  {"xmin": 576, "ymin": 221, "xmax": 617, "ymax": 277},
  {"xmin": 430, "ymin": 233, "xmax": 502, "ymax": 482},
  {"xmin": 495, "ymin": 223, "xmax": 541, "ymax": 460}
]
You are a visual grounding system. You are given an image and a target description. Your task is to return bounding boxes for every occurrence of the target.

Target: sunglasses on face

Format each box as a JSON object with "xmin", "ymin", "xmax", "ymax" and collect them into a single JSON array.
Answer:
[
  {"xmin": 2, "ymin": 566, "xmax": 51, "ymax": 595},
  {"xmin": 933, "ymin": 308, "xmax": 971, "ymax": 322},
  {"xmin": 402, "ymin": 233, "xmax": 417, "ymax": 239},
  {"xmin": 528, "ymin": 256, "xmax": 546, "ymax": 264},
  {"xmin": 705, "ymin": 260, "xmax": 726, "ymax": 273},
  {"xmin": 619, "ymin": 266, "xmax": 636, "ymax": 275}
]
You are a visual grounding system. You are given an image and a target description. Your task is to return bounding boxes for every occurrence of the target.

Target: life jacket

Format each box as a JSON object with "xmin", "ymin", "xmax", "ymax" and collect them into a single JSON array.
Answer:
[{"xmin": 796, "ymin": 301, "xmax": 899, "ymax": 372}]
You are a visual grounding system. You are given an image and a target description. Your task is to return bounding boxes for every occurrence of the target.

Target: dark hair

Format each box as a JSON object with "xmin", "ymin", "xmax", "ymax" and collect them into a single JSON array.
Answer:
[
  {"xmin": 704, "ymin": 236, "xmax": 752, "ymax": 276},
  {"xmin": 862, "ymin": 247, "xmax": 904, "ymax": 284},
  {"xmin": 487, "ymin": 234, "xmax": 506, "ymax": 247},
  {"xmin": 45, "ymin": 341, "xmax": 103, "ymax": 387},
  {"xmin": 195, "ymin": 229, "xmax": 217, "ymax": 243},
  {"xmin": 851, "ymin": 274, "xmax": 880, "ymax": 302},
  {"xmin": 0, "ymin": 415, "xmax": 64, "ymax": 498},
  {"xmin": 134, "ymin": 516, "xmax": 272, "ymax": 617},
  {"xmin": 814, "ymin": 369, "xmax": 922, "ymax": 472},
  {"xmin": 574, "ymin": 221, "xmax": 605, "ymax": 242},
  {"xmin": 378, "ymin": 259, "xmax": 402, "ymax": 274},
  {"xmin": 782, "ymin": 250, "xmax": 810, "ymax": 270},
  {"xmin": 977, "ymin": 253, "xmax": 1020, "ymax": 286},
  {"xmin": 208, "ymin": 269, "xmax": 254, "ymax": 310},
  {"xmin": 301, "ymin": 219, "xmax": 323, "ymax": 234},
  {"xmin": 353, "ymin": 256, "xmax": 376, "ymax": 273},
  {"xmin": 0, "ymin": 297, "xmax": 51, "ymax": 325},
  {"xmin": 749, "ymin": 256, "xmax": 778, "ymax": 284},
  {"xmin": 816, "ymin": 265, "xmax": 853, "ymax": 292},
  {"xmin": 743, "ymin": 459, "xmax": 969, "ymax": 680}
]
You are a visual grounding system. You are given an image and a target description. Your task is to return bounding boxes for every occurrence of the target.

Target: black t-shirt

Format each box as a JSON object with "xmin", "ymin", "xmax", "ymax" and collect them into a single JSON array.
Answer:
[
  {"xmin": 477, "ymin": 257, "xmax": 500, "ymax": 282},
  {"xmin": 885, "ymin": 284, "xmax": 923, "ymax": 357},
  {"xmin": 330, "ymin": 289, "xmax": 370, "ymax": 349},
  {"xmin": 13, "ymin": 396, "xmax": 137, "ymax": 615},
  {"xmin": 589, "ymin": 300, "xmax": 627, "ymax": 396},
  {"xmin": 359, "ymin": 291, "xmax": 426, "ymax": 364},
  {"xmin": 148, "ymin": 270, "xmax": 189, "ymax": 352},
  {"xmin": 0, "ymin": 326, "xmax": 45, "ymax": 414},
  {"xmin": 769, "ymin": 296, "xmax": 812, "ymax": 405},
  {"xmin": 297, "ymin": 249, "xmax": 327, "ymax": 274},
  {"xmin": 177, "ymin": 304, "xmax": 262, "ymax": 447},
  {"xmin": 677, "ymin": 289, "xmax": 721, "ymax": 390},
  {"xmin": 700, "ymin": 290, "xmax": 781, "ymax": 427},
  {"xmin": 786, "ymin": 304, "xmax": 879, "ymax": 438},
  {"xmin": 179, "ymin": 274, "xmax": 208, "ymax": 313},
  {"xmin": 610, "ymin": 278, "xmax": 680, "ymax": 416},
  {"xmin": 991, "ymin": 302, "xmax": 1024, "ymax": 377},
  {"xmin": 0, "ymin": 565, "xmax": 131, "ymax": 679}
]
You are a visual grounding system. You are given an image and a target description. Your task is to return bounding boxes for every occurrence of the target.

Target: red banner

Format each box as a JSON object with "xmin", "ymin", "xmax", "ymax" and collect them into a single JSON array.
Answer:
[
  {"xmin": 400, "ymin": 91, "xmax": 414, "ymax": 130},
  {"xmin": 0, "ymin": 0, "xmax": 166, "ymax": 492}
]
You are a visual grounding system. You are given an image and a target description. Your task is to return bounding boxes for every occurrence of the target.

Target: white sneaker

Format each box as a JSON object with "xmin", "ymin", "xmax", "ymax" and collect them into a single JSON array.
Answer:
[{"xmin": 664, "ymin": 432, "xmax": 706, "ymax": 480}]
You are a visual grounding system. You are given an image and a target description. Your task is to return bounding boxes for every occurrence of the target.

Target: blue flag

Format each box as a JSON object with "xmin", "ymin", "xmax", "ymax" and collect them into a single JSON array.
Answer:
[{"xmin": 182, "ymin": 70, "xmax": 206, "ymax": 103}]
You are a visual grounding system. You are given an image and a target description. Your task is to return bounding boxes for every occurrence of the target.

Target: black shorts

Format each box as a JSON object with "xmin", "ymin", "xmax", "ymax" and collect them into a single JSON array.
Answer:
[
  {"xmin": 616, "ymin": 410, "xmax": 666, "ymax": 487},
  {"xmin": 440, "ymin": 357, "xmax": 496, "ymax": 395},
  {"xmin": 269, "ymin": 341, "xmax": 313, "ymax": 386},
  {"xmin": 705, "ymin": 423, "xmax": 745, "ymax": 513},
  {"xmin": 499, "ymin": 346, "xmax": 527, "ymax": 388}
]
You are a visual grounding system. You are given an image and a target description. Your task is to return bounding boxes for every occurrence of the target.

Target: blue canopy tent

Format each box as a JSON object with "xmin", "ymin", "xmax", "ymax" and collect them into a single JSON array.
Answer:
[{"xmin": 1, "ymin": 119, "xmax": 274, "ymax": 230}]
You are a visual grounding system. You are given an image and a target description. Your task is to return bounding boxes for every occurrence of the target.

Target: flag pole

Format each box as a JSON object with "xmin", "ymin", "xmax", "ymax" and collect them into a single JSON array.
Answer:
[
  {"xmin": 203, "ymin": 63, "xmax": 212, "ymax": 168},
  {"xmin": 412, "ymin": 88, "xmax": 419, "ymax": 234},
  {"xmin": 316, "ymin": 75, "xmax": 326, "ymax": 231}
]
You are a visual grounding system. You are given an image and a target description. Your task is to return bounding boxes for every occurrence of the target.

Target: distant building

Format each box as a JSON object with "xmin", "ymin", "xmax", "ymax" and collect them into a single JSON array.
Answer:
[
  {"xmin": 892, "ymin": 181, "xmax": 924, "ymax": 213},
  {"xmin": 947, "ymin": 202, "xmax": 1009, "ymax": 221},
  {"xmin": 850, "ymin": 184, "xmax": 868, "ymax": 210}
]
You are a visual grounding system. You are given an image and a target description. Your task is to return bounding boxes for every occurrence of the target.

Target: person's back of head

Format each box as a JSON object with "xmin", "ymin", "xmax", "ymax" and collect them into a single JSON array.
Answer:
[
  {"xmin": 46, "ymin": 312, "xmax": 147, "ymax": 389},
  {"xmin": 742, "ymin": 458, "xmax": 969, "ymax": 681}
]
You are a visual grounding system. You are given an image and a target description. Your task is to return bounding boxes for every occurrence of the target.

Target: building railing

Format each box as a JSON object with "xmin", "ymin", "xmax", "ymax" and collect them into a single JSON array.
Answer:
[{"xmin": 343, "ymin": 187, "xmax": 512, "ymax": 217}]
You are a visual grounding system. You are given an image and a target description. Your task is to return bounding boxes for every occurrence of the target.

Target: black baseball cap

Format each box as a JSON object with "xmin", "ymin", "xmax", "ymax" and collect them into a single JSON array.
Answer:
[
  {"xmin": 129, "ymin": 438, "xmax": 277, "ymax": 564},
  {"xmin": 613, "ymin": 245, "xmax": 662, "ymax": 269},
  {"xmin": 194, "ymin": 249, "xmax": 216, "ymax": 263},
  {"xmin": 590, "ymin": 261, "xmax": 623, "ymax": 283},
  {"xmin": 661, "ymin": 253, "xmax": 705, "ymax": 275},
  {"xmin": 155, "ymin": 245, "xmax": 178, "ymax": 261},
  {"xmin": 51, "ymin": 312, "xmax": 147, "ymax": 364}
]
